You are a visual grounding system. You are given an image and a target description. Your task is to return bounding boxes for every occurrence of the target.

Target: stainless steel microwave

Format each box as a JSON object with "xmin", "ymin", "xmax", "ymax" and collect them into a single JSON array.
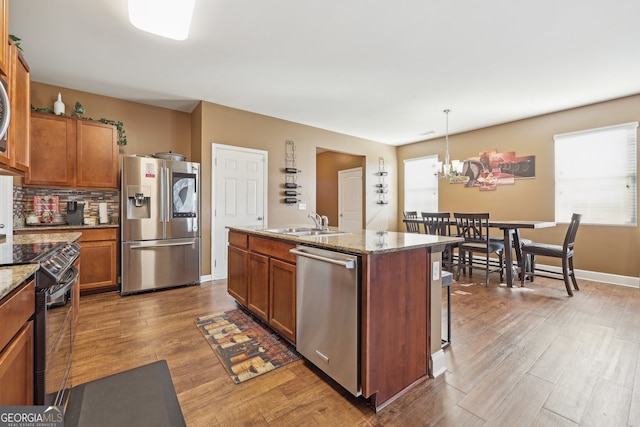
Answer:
[{"xmin": 0, "ymin": 76, "xmax": 10, "ymax": 153}]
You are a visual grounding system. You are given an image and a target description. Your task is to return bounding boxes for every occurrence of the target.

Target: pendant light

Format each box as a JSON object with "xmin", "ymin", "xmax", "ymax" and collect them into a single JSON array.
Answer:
[{"xmin": 434, "ymin": 109, "xmax": 462, "ymax": 179}]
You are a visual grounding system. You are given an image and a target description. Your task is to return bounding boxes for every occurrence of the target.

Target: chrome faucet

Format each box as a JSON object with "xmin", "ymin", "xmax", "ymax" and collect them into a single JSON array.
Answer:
[
  {"xmin": 309, "ymin": 212, "xmax": 322, "ymax": 229},
  {"xmin": 321, "ymin": 215, "xmax": 329, "ymax": 231}
]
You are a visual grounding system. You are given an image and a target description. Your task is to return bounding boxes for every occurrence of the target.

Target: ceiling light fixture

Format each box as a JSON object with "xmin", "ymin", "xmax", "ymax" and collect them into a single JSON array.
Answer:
[
  {"xmin": 128, "ymin": 0, "xmax": 196, "ymax": 41},
  {"xmin": 434, "ymin": 109, "xmax": 463, "ymax": 180}
]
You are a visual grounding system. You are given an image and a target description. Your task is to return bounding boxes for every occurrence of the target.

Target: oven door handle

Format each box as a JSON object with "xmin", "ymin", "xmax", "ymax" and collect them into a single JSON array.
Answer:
[{"xmin": 48, "ymin": 265, "xmax": 79, "ymax": 301}]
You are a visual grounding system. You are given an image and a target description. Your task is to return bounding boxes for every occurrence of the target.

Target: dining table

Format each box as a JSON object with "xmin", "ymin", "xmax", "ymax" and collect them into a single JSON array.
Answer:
[
  {"xmin": 488, "ymin": 220, "xmax": 556, "ymax": 287},
  {"xmin": 402, "ymin": 218, "xmax": 556, "ymax": 287}
]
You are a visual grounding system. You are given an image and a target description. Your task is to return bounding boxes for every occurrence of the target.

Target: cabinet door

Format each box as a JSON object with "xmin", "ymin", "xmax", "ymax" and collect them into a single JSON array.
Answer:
[
  {"xmin": 269, "ymin": 258, "xmax": 296, "ymax": 343},
  {"xmin": 247, "ymin": 252, "xmax": 269, "ymax": 322},
  {"xmin": 76, "ymin": 119, "xmax": 118, "ymax": 188},
  {"xmin": 228, "ymin": 245, "xmax": 248, "ymax": 306},
  {"xmin": 27, "ymin": 113, "xmax": 76, "ymax": 187},
  {"xmin": 8, "ymin": 42, "xmax": 30, "ymax": 172},
  {"xmin": 78, "ymin": 238, "xmax": 118, "ymax": 294},
  {"xmin": 0, "ymin": 321, "xmax": 34, "ymax": 405}
]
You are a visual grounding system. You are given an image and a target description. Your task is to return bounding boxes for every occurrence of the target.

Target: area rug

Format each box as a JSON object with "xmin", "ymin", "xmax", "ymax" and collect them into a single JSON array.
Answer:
[{"xmin": 195, "ymin": 309, "xmax": 300, "ymax": 384}]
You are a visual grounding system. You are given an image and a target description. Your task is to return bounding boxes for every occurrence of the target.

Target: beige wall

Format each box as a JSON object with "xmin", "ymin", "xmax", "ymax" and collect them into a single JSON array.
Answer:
[
  {"xmin": 30, "ymin": 81, "xmax": 639, "ymax": 279},
  {"xmin": 397, "ymin": 94, "xmax": 640, "ymax": 278},
  {"xmin": 316, "ymin": 151, "xmax": 365, "ymax": 225},
  {"xmin": 31, "ymin": 82, "xmax": 192, "ymax": 158},
  {"xmin": 196, "ymin": 101, "xmax": 398, "ymax": 275}
]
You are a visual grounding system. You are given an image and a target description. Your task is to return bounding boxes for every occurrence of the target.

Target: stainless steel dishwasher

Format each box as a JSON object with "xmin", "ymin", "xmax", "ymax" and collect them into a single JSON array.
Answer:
[{"xmin": 290, "ymin": 245, "xmax": 361, "ymax": 396}]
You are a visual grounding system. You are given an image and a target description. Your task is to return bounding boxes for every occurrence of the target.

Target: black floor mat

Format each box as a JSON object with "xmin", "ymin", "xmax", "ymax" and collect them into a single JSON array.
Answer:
[{"xmin": 64, "ymin": 360, "xmax": 185, "ymax": 427}]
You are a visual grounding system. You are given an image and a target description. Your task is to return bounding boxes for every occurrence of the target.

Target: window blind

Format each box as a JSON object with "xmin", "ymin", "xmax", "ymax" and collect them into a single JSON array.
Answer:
[
  {"xmin": 404, "ymin": 155, "xmax": 439, "ymax": 213},
  {"xmin": 554, "ymin": 122, "xmax": 638, "ymax": 226}
]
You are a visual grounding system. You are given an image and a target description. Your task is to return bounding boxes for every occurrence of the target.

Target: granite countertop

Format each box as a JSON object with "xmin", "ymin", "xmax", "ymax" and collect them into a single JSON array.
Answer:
[
  {"xmin": 15, "ymin": 224, "xmax": 118, "ymax": 232},
  {"xmin": 13, "ymin": 232, "xmax": 82, "ymax": 245},
  {"xmin": 0, "ymin": 264, "xmax": 39, "ymax": 300},
  {"xmin": 0, "ymin": 232, "xmax": 82, "ymax": 300},
  {"xmin": 228, "ymin": 225, "xmax": 462, "ymax": 254}
]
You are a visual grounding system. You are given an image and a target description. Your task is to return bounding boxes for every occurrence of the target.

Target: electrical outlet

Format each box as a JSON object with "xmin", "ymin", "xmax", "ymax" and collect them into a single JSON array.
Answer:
[{"xmin": 298, "ymin": 203, "xmax": 306, "ymax": 210}]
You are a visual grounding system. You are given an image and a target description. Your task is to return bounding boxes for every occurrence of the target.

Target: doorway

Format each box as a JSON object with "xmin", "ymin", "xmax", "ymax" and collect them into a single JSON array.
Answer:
[
  {"xmin": 212, "ymin": 144, "xmax": 268, "ymax": 280},
  {"xmin": 316, "ymin": 150, "xmax": 365, "ymax": 229}
]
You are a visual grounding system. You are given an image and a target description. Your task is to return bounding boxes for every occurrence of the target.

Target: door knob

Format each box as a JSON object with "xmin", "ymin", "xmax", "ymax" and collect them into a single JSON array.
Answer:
[{"xmin": 257, "ymin": 217, "xmax": 263, "ymax": 221}]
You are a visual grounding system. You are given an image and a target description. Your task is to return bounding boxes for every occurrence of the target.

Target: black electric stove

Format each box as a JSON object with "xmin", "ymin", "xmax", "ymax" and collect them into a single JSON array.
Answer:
[
  {"xmin": 1, "ymin": 241, "xmax": 62, "ymax": 266},
  {"xmin": 1, "ymin": 241, "xmax": 81, "ymax": 285}
]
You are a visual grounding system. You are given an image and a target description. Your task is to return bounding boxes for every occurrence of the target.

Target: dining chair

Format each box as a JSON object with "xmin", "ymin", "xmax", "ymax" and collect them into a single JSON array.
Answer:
[
  {"xmin": 454, "ymin": 212, "xmax": 504, "ymax": 287},
  {"xmin": 519, "ymin": 213, "xmax": 582, "ymax": 296},
  {"xmin": 421, "ymin": 212, "xmax": 459, "ymax": 273},
  {"xmin": 403, "ymin": 211, "xmax": 421, "ymax": 233}
]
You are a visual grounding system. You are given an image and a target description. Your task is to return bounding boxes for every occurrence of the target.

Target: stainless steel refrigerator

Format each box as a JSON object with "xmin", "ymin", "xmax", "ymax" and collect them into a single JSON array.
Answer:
[{"xmin": 121, "ymin": 155, "xmax": 201, "ymax": 295}]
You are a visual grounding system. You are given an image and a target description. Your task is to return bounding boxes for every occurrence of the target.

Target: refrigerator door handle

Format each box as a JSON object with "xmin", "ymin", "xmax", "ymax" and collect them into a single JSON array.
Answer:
[
  {"xmin": 165, "ymin": 165, "xmax": 171, "ymax": 224},
  {"xmin": 129, "ymin": 241, "xmax": 196, "ymax": 249},
  {"xmin": 159, "ymin": 165, "xmax": 166, "ymax": 223}
]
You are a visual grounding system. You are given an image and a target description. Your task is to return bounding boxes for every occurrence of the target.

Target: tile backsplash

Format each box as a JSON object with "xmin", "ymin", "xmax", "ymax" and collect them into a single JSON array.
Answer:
[{"xmin": 13, "ymin": 186, "xmax": 120, "ymax": 223}]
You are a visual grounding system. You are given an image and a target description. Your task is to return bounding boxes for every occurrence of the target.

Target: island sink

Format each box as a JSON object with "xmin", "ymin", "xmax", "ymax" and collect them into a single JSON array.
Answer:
[{"xmin": 264, "ymin": 228, "xmax": 350, "ymax": 236}]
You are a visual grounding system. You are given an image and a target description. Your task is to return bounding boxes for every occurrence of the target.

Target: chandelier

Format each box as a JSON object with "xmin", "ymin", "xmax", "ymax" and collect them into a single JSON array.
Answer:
[{"xmin": 434, "ymin": 109, "xmax": 463, "ymax": 179}]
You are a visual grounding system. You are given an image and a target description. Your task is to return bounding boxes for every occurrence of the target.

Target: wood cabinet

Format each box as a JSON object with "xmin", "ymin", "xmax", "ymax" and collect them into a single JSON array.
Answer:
[
  {"xmin": 247, "ymin": 252, "xmax": 269, "ymax": 321},
  {"xmin": 26, "ymin": 112, "xmax": 118, "ymax": 189},
  {"xmin": 15, "ymin": 227, "xmax": 119, "ymax": 294},
  {"xmin": 269, "ymin": 258, "xmax": 296, "ymax": 341},
  {"xmin": 227, "ymin": 231, "xmax": 297, "ymax": 342},
  {"xmin": 227, "ymin": 246, "xmax": 248, "ymax": 306},
  {"xmin": 76, "ymin": 119, "xmax": 118, "ymax": 188},
  {"xmin": 26, "ymin": 113, "xmax": 76, "ymax": 187},
  {"xmin": 0, "ymin": 40, "xmax": 30, "ymax": 173},
  {"xmin": 77, "ymin": 227, "xmax": 118, "ymax": 294},
  {"xmin": 0, "ymin": 278, "xmax": 35, "ymax": 405}
]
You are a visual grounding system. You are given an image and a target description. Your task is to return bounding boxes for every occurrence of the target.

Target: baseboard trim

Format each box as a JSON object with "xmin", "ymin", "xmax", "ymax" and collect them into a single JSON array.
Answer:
[
  {"xmin": 200, "ymin": 274, "xmax": 213, "ymax": 283},
  {"xmin": 534, "ymin": 264, "xmax": 639, "ymax": 289},
  {"xmin": 430, "ymin": 349, "xmax": 446, "ymax": 378},
  {"xmin": 460, "ymin": 254, "xmax": 639, "ymax": 289}
]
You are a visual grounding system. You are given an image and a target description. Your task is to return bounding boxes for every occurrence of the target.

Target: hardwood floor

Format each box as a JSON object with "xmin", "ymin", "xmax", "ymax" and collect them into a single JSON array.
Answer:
[{"xmin": 71, "ymin": 273, "xmax": 640, "ymax": 426}]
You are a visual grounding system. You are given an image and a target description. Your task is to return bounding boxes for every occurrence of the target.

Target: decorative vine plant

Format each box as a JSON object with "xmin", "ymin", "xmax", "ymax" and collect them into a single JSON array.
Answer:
[{"xmin": 32, "ymin": 106, "xmax": 128, "ymax": 145}]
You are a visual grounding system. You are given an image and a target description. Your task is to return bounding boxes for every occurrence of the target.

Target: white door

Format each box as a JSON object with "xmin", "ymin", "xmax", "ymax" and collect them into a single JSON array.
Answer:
[
  {"xmin": 338, "ymin": 167, "xmax": 363, "ymax": 231},
  {"xmin": 212, "ymin": 144, "xmax": 268, "ymax": 280}
]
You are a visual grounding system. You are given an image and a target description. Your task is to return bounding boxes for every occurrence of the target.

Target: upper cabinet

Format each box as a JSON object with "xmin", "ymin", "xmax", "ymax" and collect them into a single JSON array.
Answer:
[
  {"xmin": 0, "ymin": 39, "xmax": 30, "ymax": 173},
  {"xmin": 26, "ymin": 113, "xmax": 76, "ymax": 187},
  {"xmin": 7, "ymin": 42, "xmax": 29, "ymax": 171},
  {"xmin": 0, "ymin": 0, "xmax": 8, "ymax": 77},
  {"xmin": 26, "ymin": 113, "xmax": 119, "ymax": 189},
  {"xmin": 76, "ymin": 119, "xmax": 118, "ymax": 188}
]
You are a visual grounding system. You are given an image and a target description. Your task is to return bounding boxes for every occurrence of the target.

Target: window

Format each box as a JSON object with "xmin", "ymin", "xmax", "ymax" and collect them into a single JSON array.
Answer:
[
  {"xmin": 554, "ymin": 122, "xmax": 638, "ymax": 226},
  {"xmin": 404, "ymin": 155, "xmax": 439, "ymax": 213}
]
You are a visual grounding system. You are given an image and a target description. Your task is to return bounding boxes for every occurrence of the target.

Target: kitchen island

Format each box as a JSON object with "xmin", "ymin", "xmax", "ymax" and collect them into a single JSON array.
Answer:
[{"xmin": 227, "ymin": 225, "xmax": 462, "ymax": 412}]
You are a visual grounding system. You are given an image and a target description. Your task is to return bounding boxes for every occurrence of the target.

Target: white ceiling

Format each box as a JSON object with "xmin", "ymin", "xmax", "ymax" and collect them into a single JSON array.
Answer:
[{"xmin": 9, "ymin": 0, "xmax": 640, "ymax": 146}]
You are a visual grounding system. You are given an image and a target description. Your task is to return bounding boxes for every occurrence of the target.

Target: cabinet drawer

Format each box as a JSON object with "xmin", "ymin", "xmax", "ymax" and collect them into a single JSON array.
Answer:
[
  {"xmin": 76, "ymin": 227, "xmax": 118, "ymax": 242},
  {"xmin": 0, "ymin": 279, "xmax": 35, "ymax": 353},
  {"xmin": 228, "ymin": 231, "xmax": 248, "ymax": 249},
  {"xmin": 249, "ymin": 236, "xmax": 296, "ymax": 263}
]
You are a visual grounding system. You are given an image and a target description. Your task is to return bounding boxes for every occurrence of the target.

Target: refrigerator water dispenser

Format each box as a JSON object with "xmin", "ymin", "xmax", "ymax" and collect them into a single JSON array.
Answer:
[{"xmin": 126, "ymin": 185, "xmax": 151, "ymax": 219}]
